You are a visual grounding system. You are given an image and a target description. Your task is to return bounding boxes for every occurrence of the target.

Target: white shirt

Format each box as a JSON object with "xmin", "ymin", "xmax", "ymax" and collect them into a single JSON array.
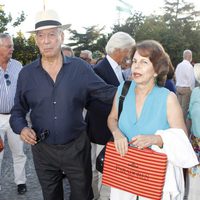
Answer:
[
  {"xmin": 175, "ymin": 60, "xmax": 195, "ymax": 89},
  {"xmin": 0, "ymin": 59, "xmax": 22, "ymax": 113},
  {"xmin": 106, "ymin": 55, "xmax": 124, "ymax": 83}
]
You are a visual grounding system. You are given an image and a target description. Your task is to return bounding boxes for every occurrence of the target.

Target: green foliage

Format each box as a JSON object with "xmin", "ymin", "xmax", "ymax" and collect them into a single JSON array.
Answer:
[
  {"xmin": 12, "ymin": 11, "xmax": 26, "ymax": 27},
  {"xmin": 112, "ymin": 11, "xmax": 145, "ymax": 38},
  {"xmin": 68, "ymin": 25, "xmax": 105, "ymax": 56},
  {"xmin": 2, "ymin": 1, "xmax": 200, "ymax": 67},
  {"xmin": 13, "ymin": 32, "xmax": 39, "ymax": 65},
  {"xmin": 0, "ymin": 9, "xmax": 25, "ymax": 32},
  {"xmin": 0, "ymin": 9, "xmax": 12, "ymax": 32}
]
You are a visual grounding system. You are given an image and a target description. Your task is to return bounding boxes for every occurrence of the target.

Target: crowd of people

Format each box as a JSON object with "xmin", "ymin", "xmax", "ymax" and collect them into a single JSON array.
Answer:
[{"xmin": 0, "ymin": 8, "xmax": 200, "ymax": 200}]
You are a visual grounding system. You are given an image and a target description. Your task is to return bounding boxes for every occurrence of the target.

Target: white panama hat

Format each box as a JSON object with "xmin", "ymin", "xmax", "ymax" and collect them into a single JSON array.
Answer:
[{"xmin": 27, "ymin": 9, "xmax": 71, "ymax": 33}]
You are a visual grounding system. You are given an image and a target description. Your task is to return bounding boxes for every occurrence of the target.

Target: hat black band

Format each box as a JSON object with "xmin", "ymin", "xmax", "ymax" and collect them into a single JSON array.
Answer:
[{"xmin": 35, "ymin": 20, "xmax": 62, "ymax": 29}]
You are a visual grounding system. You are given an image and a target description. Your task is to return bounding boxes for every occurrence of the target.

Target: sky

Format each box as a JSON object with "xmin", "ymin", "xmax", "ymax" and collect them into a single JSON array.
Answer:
[{"xmin": 1, "ymin": 0, "xmax": 200, "ymax": 39}]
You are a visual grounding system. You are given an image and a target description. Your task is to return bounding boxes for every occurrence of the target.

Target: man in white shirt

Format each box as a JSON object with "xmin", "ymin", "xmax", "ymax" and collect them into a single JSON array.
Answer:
[
  {"xmin": 0, "ymin": 33, "xmax": 27, "ymax": 194},
  {"xmin": 175, "ymin": 49, "xmax": 195, "ymax": 120}
]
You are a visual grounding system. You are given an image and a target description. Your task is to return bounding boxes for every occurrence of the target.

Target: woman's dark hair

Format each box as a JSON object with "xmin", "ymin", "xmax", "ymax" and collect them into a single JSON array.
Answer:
[
  {"xmin": 166, "ymin": 56, "xmax": 175, "ymax": 80},
  {"xmin": 132, "ymin": 40, "xmax": 170, "ymax": 86}
]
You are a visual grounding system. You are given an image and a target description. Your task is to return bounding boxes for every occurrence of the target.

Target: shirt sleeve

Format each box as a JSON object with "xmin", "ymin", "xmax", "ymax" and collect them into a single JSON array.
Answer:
[
  {"xmin": 86, "ymin": 65, "xmax": 117, "ymax": 105},
  {"xmin": 10, "ymin": 70, "xmax": 29, "ymax": 134}
]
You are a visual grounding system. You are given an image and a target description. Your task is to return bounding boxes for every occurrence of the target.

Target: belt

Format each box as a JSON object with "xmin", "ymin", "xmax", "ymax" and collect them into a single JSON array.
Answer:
[{"xmin": 0, "ymin": 113, "xmax": 10, "ymax": 115}]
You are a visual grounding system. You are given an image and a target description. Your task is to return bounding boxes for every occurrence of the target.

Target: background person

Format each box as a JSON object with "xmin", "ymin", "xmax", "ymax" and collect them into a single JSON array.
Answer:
[
  {"xmin": 0, "ymin": 33, "xmax": 27, "ymax": 195},
  {"xmin": 9, "ymin": 9, "xmax": 116, "ymax": 200},
  {"xmin": 107, "ymin": 40, "xmax": 197, "ymax": 200},
  {"xmin": 164, "ymin": 57, "xmax": 176, "ymax": 93},
  {"xmin": 175, "ymin": 49, "xmax": 195, "ymax": 120},
  {"xmin": 80, "ymin": 49, "xmax": 93, "ymax": 64},
  {"xmin": 86, "ymin": 31, "xmax": 135, "ymax": 200},
  {"xmin": 186, "ymin": 63, "xmax": 200, "ymax": 200},
  {"xmin": 61, "ymin": 45, "xmax": 74, "ymax": 57}
]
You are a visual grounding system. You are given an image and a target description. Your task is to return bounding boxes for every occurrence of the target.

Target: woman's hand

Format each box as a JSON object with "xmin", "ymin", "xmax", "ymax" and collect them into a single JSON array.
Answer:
[
  {"xmin": 131, "ymin": 134, "xmax": 163, "ymax": 149},
  {"xmin": 113, "ymin": 129, "xmax": 128, "ymax": 157}
]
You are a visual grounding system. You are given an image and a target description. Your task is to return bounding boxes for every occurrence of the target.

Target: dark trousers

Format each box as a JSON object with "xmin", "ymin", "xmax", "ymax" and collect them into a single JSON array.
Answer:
[{"xmin": 31, "ymin": 131, "xmax": 93, "ymax": 200}]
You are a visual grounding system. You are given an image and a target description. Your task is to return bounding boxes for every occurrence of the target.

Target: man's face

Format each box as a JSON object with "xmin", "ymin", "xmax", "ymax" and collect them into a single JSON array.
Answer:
[
  {"xmin": 35, "ymin": 28, "xmax": 64, "ymax": 58},
  {"xmin": 0, "ymin": 37, "xmax": 14, "ymax": 61},
  {"xmin": 117, "ymin": 49, "xmax": 133, "ymax": 69}
]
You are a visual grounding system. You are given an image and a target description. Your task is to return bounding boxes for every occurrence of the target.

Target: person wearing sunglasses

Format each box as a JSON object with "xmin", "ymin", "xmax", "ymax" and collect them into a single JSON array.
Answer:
[{"xmin": 0, "ymin": 33, "xmax": 27, "ymax": 195}]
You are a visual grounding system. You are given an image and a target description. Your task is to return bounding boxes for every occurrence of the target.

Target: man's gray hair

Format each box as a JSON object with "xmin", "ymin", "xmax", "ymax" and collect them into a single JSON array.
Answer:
[
  {"xmin": 0, "ymin": 33, "xmax": 12, "ymax": 45},
  {"xmin": 80, "ymin": 50, "xmax": 93, "ymax": 59},
  {"xmin": 183, "ymin": 49, "xmax": 192, "ymax": 59},
  {"xmin": 105, "ymin": 32, "xmax": 135, "ymax": 55}
]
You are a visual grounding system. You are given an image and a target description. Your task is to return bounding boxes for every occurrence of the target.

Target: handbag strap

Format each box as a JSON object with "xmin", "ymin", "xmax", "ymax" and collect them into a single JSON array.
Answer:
[{"xmin": 118, "ymin": 81, "xmax": 131, "ymax": 119}]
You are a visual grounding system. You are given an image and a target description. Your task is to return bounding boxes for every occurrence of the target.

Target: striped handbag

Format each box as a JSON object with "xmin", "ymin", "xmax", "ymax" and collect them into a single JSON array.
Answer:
[{"xmin": 102, "ymin": 142, "xmax": 167, "ymax": 200}]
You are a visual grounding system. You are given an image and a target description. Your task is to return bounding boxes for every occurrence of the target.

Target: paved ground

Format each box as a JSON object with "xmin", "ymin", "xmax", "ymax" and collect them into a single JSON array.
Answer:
[{"xmin": 0, "ymin": 136, "xmax": 70, "ymax": 200}]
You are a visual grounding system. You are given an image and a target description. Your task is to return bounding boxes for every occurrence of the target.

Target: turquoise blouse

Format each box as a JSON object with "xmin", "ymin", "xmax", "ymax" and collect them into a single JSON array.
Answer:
[
  {"xmin": 117, "ymin": 81, "xmax": 170, "ymax": 141},
  {"xmin": 188, "ymin": 87, "xmax": 200, "ymax": 138}
]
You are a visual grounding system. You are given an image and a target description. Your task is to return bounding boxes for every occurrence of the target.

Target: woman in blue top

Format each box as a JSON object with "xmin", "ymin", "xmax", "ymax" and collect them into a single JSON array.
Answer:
[
  {"xmin": 186, "ymin": 63, "xmax": 200, "ymax": 200},
  {"xmin": 107, "ymin": 40, "xmax": 187, "ymax": 200}
]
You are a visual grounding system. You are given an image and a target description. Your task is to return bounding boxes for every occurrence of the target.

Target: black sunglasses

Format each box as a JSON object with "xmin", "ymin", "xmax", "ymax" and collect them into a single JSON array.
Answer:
[
  {"xmin": 4, "ymin": 74, "xmax": 11, "ymax": 86},
  {"xmin": 36, "ymin": 130, "xmax": 50, "ymax": 143}
]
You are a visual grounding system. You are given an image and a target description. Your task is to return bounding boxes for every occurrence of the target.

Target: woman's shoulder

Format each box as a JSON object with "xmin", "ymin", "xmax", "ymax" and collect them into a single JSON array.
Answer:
[{"xmin": 154, "ymin": 86, "xmax": 170, "ymax": 96}]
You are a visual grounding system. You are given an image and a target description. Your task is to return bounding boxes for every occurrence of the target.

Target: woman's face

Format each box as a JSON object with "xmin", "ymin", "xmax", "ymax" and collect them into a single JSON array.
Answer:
[{"xmin": 131, "ymin": 50, "xmax": 157, "ymax": 86}]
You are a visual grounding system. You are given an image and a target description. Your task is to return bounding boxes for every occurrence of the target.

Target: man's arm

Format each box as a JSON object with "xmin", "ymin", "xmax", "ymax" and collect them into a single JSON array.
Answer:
[{"xmin": 9, "ymin": 72, "xmax": 29, "ymax": 134}]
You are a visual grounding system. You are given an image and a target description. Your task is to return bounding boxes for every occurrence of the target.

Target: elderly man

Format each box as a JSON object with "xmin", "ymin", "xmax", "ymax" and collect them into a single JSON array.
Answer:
[
  {"xmin": 61, "ymin": 45, "xmax": 74, "ymax": 57},
  {"xmin": 86, "ymin": 32, "xmax": 135, "ymax": 200},
  {"xmin": 175, "ymin": 49, "xmax": 195, "ymax": 120},
  {"xmin": 80, "ymin": 50, "xmax": 94, "ymax": 64},
  {"xmin": 0, "ymin": 33, "xmax": 27, "ymax": 194},
  {"xmin": 9, "ymin": 9, "xmax": 116, "ymax": 200}
]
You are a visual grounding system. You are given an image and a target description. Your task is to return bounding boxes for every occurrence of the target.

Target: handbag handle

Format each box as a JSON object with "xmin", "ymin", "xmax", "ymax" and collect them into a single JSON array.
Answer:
[{"xmin": 118, "ymin": 81, "xmax": 131, "ymax": 119}]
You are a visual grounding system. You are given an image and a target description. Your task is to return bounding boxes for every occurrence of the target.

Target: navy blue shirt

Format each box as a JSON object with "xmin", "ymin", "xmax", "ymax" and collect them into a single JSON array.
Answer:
[{"xmin": 10, "ymin": 56, "xmax": 116, "ymax": 144}]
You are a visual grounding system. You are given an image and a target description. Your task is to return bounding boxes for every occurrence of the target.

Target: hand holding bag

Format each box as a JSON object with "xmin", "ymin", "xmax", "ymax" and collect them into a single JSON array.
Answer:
[
  {"xmin": 0, "ymin": 136, "xmax": 4, "ymax": 152},
  {"xmin": 102, "ymin": 142, "xmax": 167, "ymax": 200},
  {"xmin": 96, "ymin": 81, "xmax": 131, "ymax": 173}
]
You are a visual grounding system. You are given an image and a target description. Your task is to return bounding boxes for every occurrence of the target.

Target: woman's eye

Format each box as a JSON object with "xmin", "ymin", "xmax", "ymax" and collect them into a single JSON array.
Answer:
[{"xmin": 142, "ymin": 60, "xmax": 149, "ymax": 64}]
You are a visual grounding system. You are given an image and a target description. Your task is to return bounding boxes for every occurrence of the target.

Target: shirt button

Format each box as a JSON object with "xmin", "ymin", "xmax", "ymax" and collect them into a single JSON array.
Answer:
[
  {"xmin": 54, "ymin": 116, "xmax": 57, "ymax": 120},
  {"xmin": 53, "ymin": 101, "xmax": 56, "ymax": 104}
]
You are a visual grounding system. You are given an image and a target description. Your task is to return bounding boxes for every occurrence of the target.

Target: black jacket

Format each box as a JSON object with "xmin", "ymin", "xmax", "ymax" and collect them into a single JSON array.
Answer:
[{"xmin": 86, "ymin": 57, "xmax": 120, "ymax": 144}]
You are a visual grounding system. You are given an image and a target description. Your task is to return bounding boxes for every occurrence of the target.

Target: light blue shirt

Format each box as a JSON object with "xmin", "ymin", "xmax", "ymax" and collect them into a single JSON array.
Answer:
[
  {"xmin": 117, "ymin": 81, "xmax": 170, "ymax": 141},
  {"xmin": 0, "ymin": 59, "xmax": 22, "ymax": 113},
  {"xmin": 188, "ymin": 87, "xmax": 200, "ymax": 137}
]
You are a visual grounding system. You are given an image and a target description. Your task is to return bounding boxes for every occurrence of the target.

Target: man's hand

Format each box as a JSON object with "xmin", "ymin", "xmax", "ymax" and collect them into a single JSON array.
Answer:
[{"xmin": 20, "ymin": 127, "xmax": 37, "ymax": 145}]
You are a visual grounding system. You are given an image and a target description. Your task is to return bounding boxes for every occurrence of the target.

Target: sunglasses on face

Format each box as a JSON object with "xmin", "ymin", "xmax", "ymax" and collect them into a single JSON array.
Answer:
[{"xmin": 4, "ymin": 74, "xmax": 11, "ymax": 86}]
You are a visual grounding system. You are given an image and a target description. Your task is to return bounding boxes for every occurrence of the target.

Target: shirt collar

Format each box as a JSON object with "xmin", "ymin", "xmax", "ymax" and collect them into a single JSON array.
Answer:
[
  {"xmin": 35, "ymin": 52, "xmax": 73, "ymax": 68},
  {"xmin": 106, "ymin": 55, "xmax": 118, "ymax": 71}
]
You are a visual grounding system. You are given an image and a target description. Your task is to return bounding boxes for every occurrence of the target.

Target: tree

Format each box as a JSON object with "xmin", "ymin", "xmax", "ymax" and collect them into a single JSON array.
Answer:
[
  {"xmin": 0, "ymin": 7, "xmax": 25, "ymax": 32},
  {"xmin": 112, "ymin": 11, "xmax": 145, "ymax": 38},
  {"xmin": 135, "ymin": 15, "xmax": 168, "ymax": 42},
  {"xmin": 13, "ymin": 32, "xmax": 39, "ymax": 65},
  {"xmin": 162, "ymin": 0, "xmax": 200, "ymax": 65},
  {"xmin": 67, "ymin": 25, "xmax": 105, "ymax": 56},
  {"xmin": 163, "ymin": 0, "xmax": 200, "ymax": 24}
]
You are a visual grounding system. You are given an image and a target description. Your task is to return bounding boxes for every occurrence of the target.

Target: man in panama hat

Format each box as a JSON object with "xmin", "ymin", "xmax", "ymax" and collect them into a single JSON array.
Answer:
[
  {"xmin": 27, "ymin": 9, "xmax": 71, "ymax": 33},
  {"xmin": 10, "ymin": 9, "xmax": 116, "ymax": 200}
]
